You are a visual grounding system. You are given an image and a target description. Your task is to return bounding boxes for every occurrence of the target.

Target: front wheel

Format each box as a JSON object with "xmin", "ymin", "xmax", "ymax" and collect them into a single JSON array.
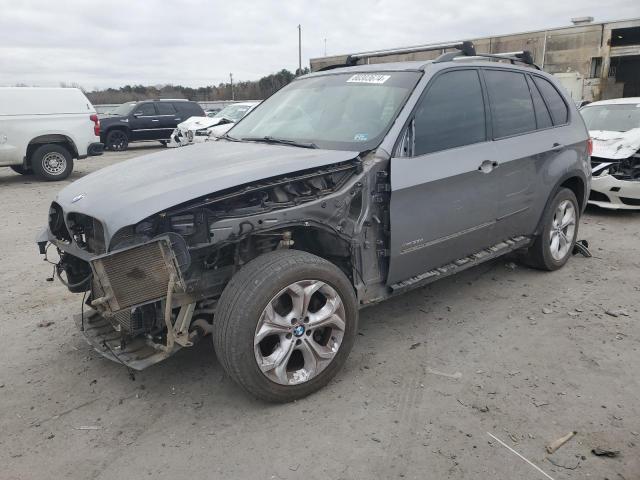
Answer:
[
  {"xmin": 523, "ymin": 187, "xmax": 579, "ymax": 270},
  {"xmin": 213, "ymin": 250, "xmax": 358, "ymax": 402}
]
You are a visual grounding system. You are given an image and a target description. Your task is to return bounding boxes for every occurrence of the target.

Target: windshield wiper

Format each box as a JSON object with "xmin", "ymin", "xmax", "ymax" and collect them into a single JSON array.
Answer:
[{"xmin": 241, "ymin": 136, "xmax": 318, "ymax": 149}]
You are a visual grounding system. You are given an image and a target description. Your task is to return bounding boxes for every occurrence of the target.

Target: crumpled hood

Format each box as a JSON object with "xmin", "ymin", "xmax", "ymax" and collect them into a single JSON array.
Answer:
[
  {"xmin": 55, "ymin": 141, "xmax": 357, "ymax": 242},
  {"xmin": 177, "ymin": 116, "xmax": 226, "ymax": 132},
  {"xmin": 590, "ymin": 128, "xmax": 640, "ymax": 160}
]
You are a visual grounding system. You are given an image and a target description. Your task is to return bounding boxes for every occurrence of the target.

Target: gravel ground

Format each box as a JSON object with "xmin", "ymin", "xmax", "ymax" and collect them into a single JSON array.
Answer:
[{"xmin": 1, "ymin": 145, "xmax": 639, "ymax": 480}]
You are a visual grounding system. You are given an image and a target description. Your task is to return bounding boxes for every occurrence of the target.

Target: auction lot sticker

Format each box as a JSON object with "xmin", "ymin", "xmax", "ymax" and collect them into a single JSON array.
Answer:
[{"xmin": 346, "ymin": 74, "xmax": 391, "ymax": 84}]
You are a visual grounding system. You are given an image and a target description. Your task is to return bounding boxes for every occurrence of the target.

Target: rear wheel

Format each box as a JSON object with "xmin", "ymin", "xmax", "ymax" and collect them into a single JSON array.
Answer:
[
  {"xmin": 31, "ymin": 144, "xmax": 73, "ymax": 181},
  {"xmin": 523, "ymin": 188, "xmax": 579, "ymax": 270},
  {"xmin": 105, "ymin": 129, "xmax": 129, "ymax": 151},
  {"xmin": 10, "ymin": 165, "xmax": 33, "ymax": 175},
  {"xmin": 213, "ymin": 250, "xmax": 358, "ymax": 402}
]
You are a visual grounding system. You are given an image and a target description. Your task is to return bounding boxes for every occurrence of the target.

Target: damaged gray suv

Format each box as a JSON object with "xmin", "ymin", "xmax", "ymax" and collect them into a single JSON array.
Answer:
[{"xmin": 38, "ymin": 43, "xmax": 591, "ymax": 402}]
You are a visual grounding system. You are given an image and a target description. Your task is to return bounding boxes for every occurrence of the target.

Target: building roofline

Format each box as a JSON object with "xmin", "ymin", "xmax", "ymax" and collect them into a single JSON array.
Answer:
[{"xmin": 310, "ymin": 16, "xmax": 640, "ymax": 63}]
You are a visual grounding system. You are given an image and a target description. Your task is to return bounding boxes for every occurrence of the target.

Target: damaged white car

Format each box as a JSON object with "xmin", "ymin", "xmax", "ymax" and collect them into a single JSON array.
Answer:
[
  {"xmin": 582, "ymin": 98, "xmax": 640, "ymax": 209},
  {"xmin": 168, "ymin": 101, "xmax": 259, "ymax": 147}
]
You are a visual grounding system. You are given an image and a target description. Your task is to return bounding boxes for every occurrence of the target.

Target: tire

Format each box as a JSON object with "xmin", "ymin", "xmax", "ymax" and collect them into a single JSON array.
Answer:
[
  {"xmin": 522, "ymin": 188, "xmax": 579, "ymax": 271},
  {"xmin": 10, "ymin": 165, "xmax": 33, "ymax": 175},
  {"xmin": 213, "ymin": 250, "xmax": 358, "ymax": 402},
  {"xmin": 31, "ymin": 144, "xmax": 73, "ymax": 181},
  {"xmin": 105, "ymin": 129, "xmax": 129, "ymax": 151}
]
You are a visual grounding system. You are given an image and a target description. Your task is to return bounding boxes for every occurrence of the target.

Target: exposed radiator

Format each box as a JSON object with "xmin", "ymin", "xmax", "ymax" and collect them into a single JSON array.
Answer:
[{"xmin": 90, "ymin": 238, "xmax": 184, "ymax": 314}]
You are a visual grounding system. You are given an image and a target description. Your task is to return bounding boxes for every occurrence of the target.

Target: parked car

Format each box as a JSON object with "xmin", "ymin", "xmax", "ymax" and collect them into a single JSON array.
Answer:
[
  {"xmin": 205, "ymin": 108, "xmax": 222, "ymax": 117},
  {"xmin": 100, "ymin": 99, "xmax": 204, "ymax": 151},
  {"xmin": 168, "ymin": 101, "xmax": 260, "ymax": 148},
  {"xmin": 0, "ymin": 87, "xmax": 103, "ymax": 181},
  {"xmin": 581, "ymin": 97, "xmax": 640, "ymax": 209},
  {"xmin": 38, "ymin": 51, "xmax": 590, "ymax": 402}
]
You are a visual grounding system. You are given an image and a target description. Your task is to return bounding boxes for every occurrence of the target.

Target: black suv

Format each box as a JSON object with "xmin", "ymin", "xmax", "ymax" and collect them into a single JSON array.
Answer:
[{"xmin": 100, "ymin": 100, "xmax": 204, "ymax": 150}]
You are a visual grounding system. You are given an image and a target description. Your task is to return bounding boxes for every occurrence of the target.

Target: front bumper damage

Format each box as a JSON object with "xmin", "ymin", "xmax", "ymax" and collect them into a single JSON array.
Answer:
[
  {"xmin": 43, "ymin": 233, "xmax": 204, "ymax": 370},
  {"xmin": 589, "ymin": 156, "xmax": 640, "ymax": 210}
]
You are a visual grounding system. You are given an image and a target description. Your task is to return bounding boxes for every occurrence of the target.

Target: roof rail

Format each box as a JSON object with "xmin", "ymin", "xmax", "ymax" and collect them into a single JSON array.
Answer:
[
  {"xmin": 315, "ymin": 41, "xmax": 539, "ymax": 72},
  {"xmin": 343, "ymin": 40, "xmax": 476, "ymax": 66},
  {"xmin": 435, "ymin": 49, "xmax": 540, "ymax": 69}
]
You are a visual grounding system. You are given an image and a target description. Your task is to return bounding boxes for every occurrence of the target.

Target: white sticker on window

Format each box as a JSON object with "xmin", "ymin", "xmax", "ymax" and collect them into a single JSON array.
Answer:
[{"xmin": 346, "ymin": 74, "xmax": 391, "ymax": 84}]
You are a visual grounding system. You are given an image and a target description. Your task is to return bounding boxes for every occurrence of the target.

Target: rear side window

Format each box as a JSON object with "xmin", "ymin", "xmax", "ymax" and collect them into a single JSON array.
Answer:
[
  {"xmin": 532, "ymin": 76, "xmax": 569, "ymax": 125},
  {"xmin": 526, "ymin": 76, "xmax": 553, "ymax": 129},
  {"xmin": 176, "ymin": 102, "xmax": 204, "ymax": 115},
  {"xmin": 156, "ymin": 103, "xmax": 176, "ymax": 115},
  {"xmin": 135, "ymin": 103, "xmax": 156, "ymax": 116},
  {"xmin": 413, "ymin": 69, "xmax": 486, "ymax": 155},
  {"xmin": 484, "ymin": 70, "xmax": 536, "ymax": 138}
]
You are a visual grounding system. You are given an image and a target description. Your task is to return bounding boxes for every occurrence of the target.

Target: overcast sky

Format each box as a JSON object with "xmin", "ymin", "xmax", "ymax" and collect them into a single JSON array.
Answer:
[{"xmin": 1, "ymin": 0, "xmax": 638, "ymax": 90}]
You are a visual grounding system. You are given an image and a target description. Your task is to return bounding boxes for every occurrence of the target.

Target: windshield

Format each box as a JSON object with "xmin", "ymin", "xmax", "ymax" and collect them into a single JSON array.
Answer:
[
  {"xmin": 581, "ymin": 104, "xmax": 640, "ymax": 132},
  {"xmin": 228, "ymin": 71, "xmax": 421, "ymax": 151},
  {"xmin": 110, "ymin": 102, "xmax": 137, "ymax": 116},
  {"xmin": 215, "ymin": 104, "xmax": 255, "ymax": 122}
]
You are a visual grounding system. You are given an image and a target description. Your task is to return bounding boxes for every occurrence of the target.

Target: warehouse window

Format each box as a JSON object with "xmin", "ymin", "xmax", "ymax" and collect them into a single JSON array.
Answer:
[
  {"xmin": 412, "ymin": 69, "xmax": 486, "ymax": 155},
  {"xmin": 484, "ymin": 70, "xmax": 536, "ymax": 138},
  {"xmin": 589, "ymin": 57, "xmax": 603, "ymax": 78},
  {"xmin": 610, "ymin": 27, "xmax": 640, "ymax": 47}
]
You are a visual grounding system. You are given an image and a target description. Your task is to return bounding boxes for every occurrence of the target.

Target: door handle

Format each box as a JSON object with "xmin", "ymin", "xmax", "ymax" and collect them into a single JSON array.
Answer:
[
  {"xmin": 478, "ymin": 160, "xmax": 498, "ymax": 173},
  {"xmin": 151, "ymin": 119, "xmax": 160, "ymax": 122},
  {"xmin": 174, "ymin": 118, "xmax": 181, "ymax": 121},
  {"xmin": 551, "ymin": 142, "xmax": 563, "ymax": 151}
]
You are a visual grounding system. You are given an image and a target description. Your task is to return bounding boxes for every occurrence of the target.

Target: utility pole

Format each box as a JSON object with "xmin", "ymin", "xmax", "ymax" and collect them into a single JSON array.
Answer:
[
  {"xmin": 230, "ymin": 73, "xmax": 234, "ymax": 101},
  {"xmin": 298, "ymin": 24, "xmax": 302, "ymax": 75},
  {"xmin": 324, "ymin": 37, "xmax": 327, "ymax": 56}
]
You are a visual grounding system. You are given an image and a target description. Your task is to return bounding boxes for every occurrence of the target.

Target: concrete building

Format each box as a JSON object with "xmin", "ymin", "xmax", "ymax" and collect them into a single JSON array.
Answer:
[{"xmin": 310, "ymin": 17, "xmax": 640, "ymax": 102}]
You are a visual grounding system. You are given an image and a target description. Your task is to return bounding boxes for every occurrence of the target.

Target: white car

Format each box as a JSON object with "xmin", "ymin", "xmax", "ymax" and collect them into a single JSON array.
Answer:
[
  {"xmin": 168, "ymin": 101, "xmax": 259, "ymax": 147},
  {"xmin": 582, "ymin": 97, "xmax": 640, "ymax": 210},
  {"xmin": 0, "ymin": 87, "xmax": 103, "ymax": 180}
]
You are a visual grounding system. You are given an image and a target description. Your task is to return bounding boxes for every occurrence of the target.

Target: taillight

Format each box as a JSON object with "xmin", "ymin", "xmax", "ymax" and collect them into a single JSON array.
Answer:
[
  {"xmin": 90, "ymin": 114, "xmax": 100, "ymax": 136},
  {"xmin": 587, "ymin": 137, "xmax": 593, "ymax": 156}
]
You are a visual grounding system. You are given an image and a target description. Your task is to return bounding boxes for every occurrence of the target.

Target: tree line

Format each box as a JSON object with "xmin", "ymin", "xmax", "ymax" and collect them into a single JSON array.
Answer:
[{"xmin": 83, "ymin": 68, "xmax": 309, "ymax": 105}]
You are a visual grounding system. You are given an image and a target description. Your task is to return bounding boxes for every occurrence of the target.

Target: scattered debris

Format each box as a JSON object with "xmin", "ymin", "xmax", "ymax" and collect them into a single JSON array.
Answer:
[
  {"xmin": 546, "ymin": 456, "xmax": 580, "ymax": 470},
  {"xmin": 409, "ymin": 342, "xmax": 421, "ymax": 350},
  {"xmin": 591, "ymin": 447, "xmax": 620, "ymax": 457},
  {"xmin": 605, "ymin": 310, "xmax": 620, "ymax": 318},
  {"xmin": 572, "ymin": 239, "xmax": 592, "ymax": 257},
  {"xmin": 487, "ymin": 432, "xmax": 555, "ymax": 480},
  {"xmin": 542, "ymin": 307, "xmax": 553, "ymax": 314},
  {"xmin": 546, "ymin": 431, "xmax": 577, "ymax": 454},
  {"xmin": 37, "ymin": 321, "xmax": 55, "ymax": 328},
  {"xmin": 288, "ymin": 464, "xmax": 300, "ymax": 471},
  {"xmin": 505, "ymin": 262, "xmax": 517, "ymax": 270},
  {"xmin": 473, "ymin": 405, "xmax": 490, "ymax": 413},
  {"xmin": 370, "ymin": 436, "xmax": 381, "ymax": 443},
  {"xmin": 426, "ymin": 368, "xmax": 462, "ymax": 380},
  {"xmin": 74, "ymin": 425, "xmax": 102, "ymax": 430},
  {"xmin": 533, "ymin": 400, "xmax": 550, "ymax": 407}
]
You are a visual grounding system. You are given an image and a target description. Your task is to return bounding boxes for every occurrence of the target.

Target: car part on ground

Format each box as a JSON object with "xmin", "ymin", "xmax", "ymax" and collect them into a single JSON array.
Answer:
[
  {"xmin": 38, "ymin": 51, "xmax": 591, "ymax": 401},
  {"xmin": 581, "ymin": 97, "xmax": 640, "ymax": 210}
]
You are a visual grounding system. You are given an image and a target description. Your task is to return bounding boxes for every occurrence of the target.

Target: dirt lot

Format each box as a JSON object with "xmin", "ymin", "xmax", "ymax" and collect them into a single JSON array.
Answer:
[{"xmin": 1, "ymin": 145, "xmax": 638, "ymax": 480}]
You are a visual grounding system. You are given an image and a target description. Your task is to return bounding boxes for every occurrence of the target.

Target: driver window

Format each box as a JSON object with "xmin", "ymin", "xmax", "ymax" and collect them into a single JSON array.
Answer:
[{"xmin": 411, "ymin": 70, "xmax": 486, "ymax": 156}]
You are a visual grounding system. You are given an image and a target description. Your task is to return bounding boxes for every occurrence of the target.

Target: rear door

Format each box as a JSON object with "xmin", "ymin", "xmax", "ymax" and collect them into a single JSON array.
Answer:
[
  {"xmin": 155, "ymin": 102, "xmax": 179, "ymax": 138},
  {"xmin": 481, "ymin": 68, "xmax": 570, "ymax": 239},
  {"xmin": 129, "ymin": 103, "xmax": 160, "ymax": 140},
  {"xmin": 481, "ymin": 68, "xmax": 545, "ymax": 238},
  {"xmin": 388, "ymin": 68, "xmax": 499, "ymax": 285}
]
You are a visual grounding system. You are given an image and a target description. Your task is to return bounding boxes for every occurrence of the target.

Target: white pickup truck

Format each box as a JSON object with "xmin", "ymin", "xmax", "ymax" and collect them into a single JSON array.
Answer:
[{"xmin": 0, "ymin": 87, "xmax": 103, "ymax": 181}]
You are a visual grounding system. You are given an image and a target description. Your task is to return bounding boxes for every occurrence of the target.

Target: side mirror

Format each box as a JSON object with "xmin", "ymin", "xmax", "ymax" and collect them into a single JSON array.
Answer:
[{"xmin": 133, "ymin": 112, "xmax": 143, "ymax": 118}]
